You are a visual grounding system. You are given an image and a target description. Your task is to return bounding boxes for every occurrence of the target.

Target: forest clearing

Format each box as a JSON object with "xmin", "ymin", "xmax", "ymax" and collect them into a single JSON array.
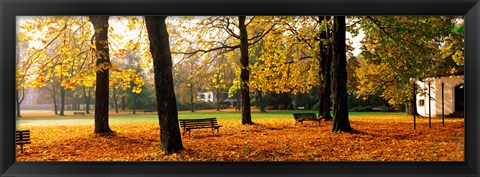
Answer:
[{"xmin": 16, "ymin": 110, "xmax": 464, "ymax": 161}]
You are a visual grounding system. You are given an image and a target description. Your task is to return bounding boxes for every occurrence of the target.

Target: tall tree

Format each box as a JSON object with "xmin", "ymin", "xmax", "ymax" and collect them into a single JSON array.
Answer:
[
  {"xmin": 82, "ymin": 87, "xmax": 92, "ymax": 114},
  {"xmin": 145, "ymin": 16, "xmax": 184, "ymax": 153},
  {"xmin": 352, "ymin": 16, "xmax": 458, "ymax": 108},
  {"xmin": 15, "ymin": 42, "xmax": 30, "ymax": 118},
  {"xmin": 173, "ymin": 16, "xmax": 279, "ymax": 125},
  {"xmin": 89, "ymin": 16, "xmax": 114, "ymax": 134},
  {"xmin": 59, "ymin": 87, "xmax": 65, "ymax": 116},
  {"xmin": 238, "ymin": 16, "xmax": 253, "ymax": 124},
  {"xmin": 331, "ymin": 16, "xmax": 352, "ymax": 132},
  {"xmin": 317, "ymin": 16, "xmax": 333, "ymax": 121},
  {"xmin": 51, "ymin": 81, "xmax": 59, "ymax": 115},
  {"xmin": 17, "ymin": 16, "xmax": 145, "ymax": 122}
]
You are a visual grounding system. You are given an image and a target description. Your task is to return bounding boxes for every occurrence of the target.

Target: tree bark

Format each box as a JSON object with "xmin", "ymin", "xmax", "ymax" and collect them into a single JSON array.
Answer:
[
  {"xmin": 190, "ymin": 83, "xmax": 195, "ymax": 112},
  {"xmin": 52, "ymin": 83, "xmax": 58, "ymax": 115},
  {"xmin": 17, "ymin": 88, "xmax": 26, "ymax": 117},
  {"xmin": 331, "ymin": 16, "xmax": 352, "ymax": 132},
  {"xmin": 121, "ymin": 95, "xmax": 126, "ymax": 110},
  {"xmin": 16, "ymin": 89, "xmax": 21, "ymax": 117},
  {"xmin": 145, "ymin": 16, "xmax": 184, "ymax": 154},
  {"xmin": 113, "ymin": 87, "xmax": 119, "ymax": 113},
  {"xmin": 60, "ymin": 86, "xmax": 65, "ymax": 116},
  {"xmin": 238, "ymin": 16, "xmax": 254, "ymax": 125},
  {"xmin": 256, "ymin": 90, "xmax": 266, "ymax": 112},
  {"xmin": 290, "ymin": 93, "xmax": 298, "ymax": 110},
  {"xmin": 133, "ymin": 94, "xmax": 137, "ymax": 114},
  {"xmin": 83, "ymin": 87, "xmax": 91, "ymax": 114},
  {"xmin": 318, "ymin": 16, "xmax": 334, "ymax": 121},
  {"xmin": 90, "ymin": 16, "xmax": 113, "ymax": 134},
  {"xmin": 216, "ymin": 87, "xmax": 221, "ymax": 111}
]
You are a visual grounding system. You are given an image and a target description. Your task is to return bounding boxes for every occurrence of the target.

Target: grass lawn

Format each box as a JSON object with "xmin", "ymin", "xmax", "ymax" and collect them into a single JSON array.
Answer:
[
  {"xmin": 16, "ymin": 109, "xmax": 464, "ymax": 161},
  {"xmin": 17, "ymin": 109, "xmax": 405, "ymax": 127}
]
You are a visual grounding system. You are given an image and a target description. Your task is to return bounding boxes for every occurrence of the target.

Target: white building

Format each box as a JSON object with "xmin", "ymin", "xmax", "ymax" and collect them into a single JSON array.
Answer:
[
  {"xmin": 197, "ymin": 92, "xmax": 216, "ymax": 102},
  {"xmin": 414, "ymin": 75, "xmax": 464, "ymax": 117}
]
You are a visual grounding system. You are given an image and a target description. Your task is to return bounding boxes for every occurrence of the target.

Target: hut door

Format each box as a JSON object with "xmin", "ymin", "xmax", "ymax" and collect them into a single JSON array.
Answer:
[{"xmin": 455, "ymin": 84, "xmax": 464, "ymax": 112}]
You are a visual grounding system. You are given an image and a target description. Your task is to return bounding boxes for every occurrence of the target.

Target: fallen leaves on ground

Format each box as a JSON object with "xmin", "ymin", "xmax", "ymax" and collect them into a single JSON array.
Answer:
[{"xmin": 16, "ymin": 115, "xmax": 464, "ymax": 161}]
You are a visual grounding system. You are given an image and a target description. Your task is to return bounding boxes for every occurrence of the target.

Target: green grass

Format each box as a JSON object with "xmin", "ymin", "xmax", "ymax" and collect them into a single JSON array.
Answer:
[{"xmin": 16, "ymin": 110, "xmax": 406, "ymax": 127}]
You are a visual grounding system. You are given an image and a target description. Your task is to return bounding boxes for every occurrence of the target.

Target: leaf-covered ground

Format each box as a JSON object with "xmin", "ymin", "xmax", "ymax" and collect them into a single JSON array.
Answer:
[{"xmin": 16, "ymin": 115, "xmax": 464, "ymax": 161}]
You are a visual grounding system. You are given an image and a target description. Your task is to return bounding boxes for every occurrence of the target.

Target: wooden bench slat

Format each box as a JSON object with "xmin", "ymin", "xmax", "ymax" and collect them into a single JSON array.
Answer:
[
  {"xmin": 179, "ymin": 118, "xmax": 222, "ymax": 136},
  {"xmin": 16, "ymin": 141, "xmax": 31, "ymax": 144},
  {"xmin": 144, "ymin": 109, "xmax": 154, "ymax": 113},
  {"xmin": 293, "ymin": 113, "xmax": 320, "ymax": 125},
  {"xmin": 73, "ymin": 112, "xmax": 85, "ymax": 116},
  {"xmin": 16, "ymin": 138, "xmax": 30, "ymax": 140},
  {"xmin": 16, "ymin": 130, "xmax": 31, "ymax": 153}
]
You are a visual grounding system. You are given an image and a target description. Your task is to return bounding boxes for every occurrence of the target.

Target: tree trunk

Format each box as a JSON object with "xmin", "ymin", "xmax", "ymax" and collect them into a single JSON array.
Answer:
[
  {"xmin": 411, "ymin": 93, "xmax": 419, "ymax": 116},
  {"xmin": 236, "ymin": 90, "xmax": 241, "ymax": 111},
  {"xmin": 331, "ymin": 16, "xmax": 352, "ymax": 133},
  {"xmin": 190, "ymin": 83, "xmax": 195, "ymax": 112},
  {"xmin": 113, "ymin": 87, "xmax": 119, "ymax": 113},
  {"xmin": 405, "ymin": 102, "xmax": 411, "ymax": 115},
  {"xmin": 133, "ymin": 94, "xmax": 137, "ymax": 114},
  {"xmin": 90, "ymin": 16, "xmax": 113, "ymax": 134},
  {"xmin": 16, "ymin": 87, "xmax": 26, "ymax": 117},
  {"xmin": 318, "ymin": 16, "xmax": 334, "ymax": 121},
  {"xmin": 256, "ymin": 90, "xmax": 266, "ymax": 112},
  {"xmin": 238, "ymin": 16, "xmax": 253, "ymax": 125},
  {"xmin": 290, "ymin": 93, "xmax": 298, "ymax": 110},
  {"xmin": 83, "ymin": 88, "xmax": 91, "ymax": 114},
  {"xmin": 52, "ymin": 83, "xmax": 58, "ymax": 115},
  {"xmin": 60, "ymin": 86, "xmax": 65, "ymax": 116},
  {"xmin": 16, "ymin": 90, "xmax": 21, "ymax": 117},
  {"xmin": 121, "ymin": 96, "xmax": 126, "ymax": 110},
  {"xmin": 145, "ymin": 16, "xmax": 184, "ymax": 154},
  {"xmin": 216, "ymin": 87, "xmax": 221, "ymax": 111}
]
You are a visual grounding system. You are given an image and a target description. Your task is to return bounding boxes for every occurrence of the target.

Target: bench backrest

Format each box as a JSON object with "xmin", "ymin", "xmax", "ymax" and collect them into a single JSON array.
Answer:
[
  {"xmin": 16, "ymin": 130, "xmax": 31, "ymax": 144},
  {"xmin": 293, "ymin": 113, "xmax": 318, "ymax": 120},
  {"xmin": 179, "ymin": 118, "xmax": 218, "ymax": 128}
]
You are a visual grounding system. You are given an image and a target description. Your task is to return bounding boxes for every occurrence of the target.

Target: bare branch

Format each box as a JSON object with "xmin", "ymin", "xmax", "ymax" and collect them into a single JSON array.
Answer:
[
  {"xmin": 263, "ymin": 56, "xmax": 314, "ymax": 69},
  {"xmin": 245, "ymin": 16, "xmax": 256, "ymax": 26},
  {"xmin": 247, "ymin": 22, "xmax": 276, "ymax": 46}
]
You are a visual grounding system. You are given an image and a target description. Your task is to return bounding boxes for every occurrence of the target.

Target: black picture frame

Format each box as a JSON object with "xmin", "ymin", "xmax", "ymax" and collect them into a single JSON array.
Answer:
[{"xmin": 1, "ymin": 0, "xmax": 479, "ymax": 176}]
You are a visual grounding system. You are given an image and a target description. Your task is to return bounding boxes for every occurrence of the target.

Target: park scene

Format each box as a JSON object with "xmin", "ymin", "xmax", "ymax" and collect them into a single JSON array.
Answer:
[{"xmin": 15, "ymin": 16, "xmax": 464, "ymax": 161}]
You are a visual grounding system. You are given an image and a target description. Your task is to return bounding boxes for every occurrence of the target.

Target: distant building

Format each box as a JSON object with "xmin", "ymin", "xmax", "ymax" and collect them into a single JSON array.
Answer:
[
  {"xmin": 197, "ymin": 91, "xmax": 229, "ymax": 102},
  {"xmin": 197, "ymin": 92, "xmax": 215, "ymax": 102},
  {"xmin": 414, "ymin": 75, "xmax": 464, "ymax": 117}
]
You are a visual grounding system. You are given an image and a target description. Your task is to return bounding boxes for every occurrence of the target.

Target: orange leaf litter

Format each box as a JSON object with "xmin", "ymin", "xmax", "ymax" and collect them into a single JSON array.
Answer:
[{"xmin": 16, "ymin": 115, "xmax": 464, "ymax": 161}]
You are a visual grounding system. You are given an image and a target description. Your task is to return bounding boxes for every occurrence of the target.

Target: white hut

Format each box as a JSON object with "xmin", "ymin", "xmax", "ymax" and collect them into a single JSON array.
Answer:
[{"xmin": 414, "ymin": 75, "xmax": 464, "ymax": 117}]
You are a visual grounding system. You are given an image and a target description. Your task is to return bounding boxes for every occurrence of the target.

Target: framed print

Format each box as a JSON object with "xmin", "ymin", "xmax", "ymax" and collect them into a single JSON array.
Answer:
[{"xmin": 1, "ymin": 0, "xmax": 479, "ymax": 176}]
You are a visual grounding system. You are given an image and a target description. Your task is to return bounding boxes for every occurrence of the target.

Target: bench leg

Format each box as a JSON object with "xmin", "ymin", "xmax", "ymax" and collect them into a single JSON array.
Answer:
[{"xmin": 20, "ymin": 144, "xmax": 24, "ymax": 153}]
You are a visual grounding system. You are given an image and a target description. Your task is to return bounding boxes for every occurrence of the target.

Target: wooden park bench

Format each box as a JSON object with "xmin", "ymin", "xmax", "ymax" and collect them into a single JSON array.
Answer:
[
  {"xmin": 16, "ymin": 130, "xmax": 31, "ymax": 153},
  {"xmin": 144, "ymin": 109, "xmax": 153, "ymax": 113},
  {"xmin": 293, "ymin": 113, "xmax": 320, "ymax": 125},
  {"xmin": 179, "ymin": 118, "xmax": 222, "ymax": 136},
  {"xmin": 372, "ymin": 107, "xmax": 382, "ymax": 112},
  {"xmin": 73, "ymin": 112, "xmax": 85, "ymax": 116}
]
